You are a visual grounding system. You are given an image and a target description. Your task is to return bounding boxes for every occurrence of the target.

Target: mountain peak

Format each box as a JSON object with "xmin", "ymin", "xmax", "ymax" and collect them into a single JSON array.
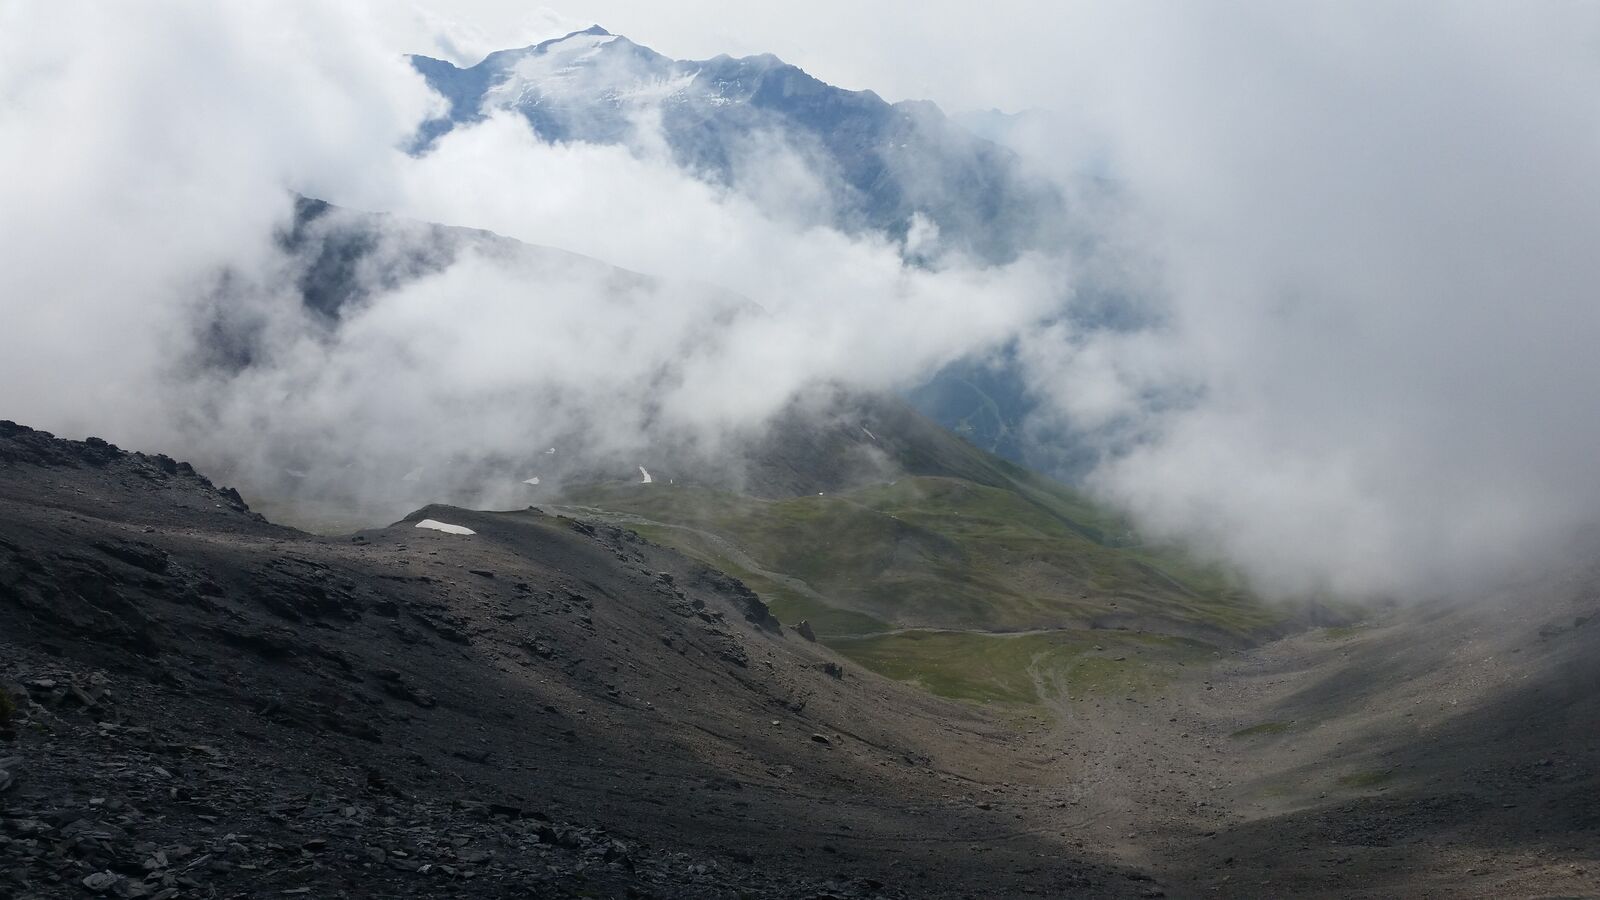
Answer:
[
  {"xmin": 409, "ymin": 25, "xmax": 1058, "ymax": 265},
  {"xmin": 503, "ymin": 24, "xmax": 615, "ymax": 60}
]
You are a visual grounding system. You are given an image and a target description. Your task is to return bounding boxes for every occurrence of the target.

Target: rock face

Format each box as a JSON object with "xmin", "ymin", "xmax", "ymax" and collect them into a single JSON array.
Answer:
[
  {"xmin": 0, "ymin": 421, "xmax": 1145, "ymax": 898},
  {"xmin": 0, "ymin": 422, "xmax": 251, "ymax": 516}
]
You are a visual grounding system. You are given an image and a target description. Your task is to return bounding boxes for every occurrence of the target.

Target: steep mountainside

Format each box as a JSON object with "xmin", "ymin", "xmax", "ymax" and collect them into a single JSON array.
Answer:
[
  {"xmin": 410, "ymin": 27, "xmax": 1064, "ymax": 264},
  {"xmin": 4, "ymin": 422, "xmax": 1597, "ymax": 898},
  {"xmin": 546, "ymin": 391, "xmax": 1301, "ymax": 707},
  {"xmin": 0, "ymin": 421, "xmax": 1150, "ymax": 898}
]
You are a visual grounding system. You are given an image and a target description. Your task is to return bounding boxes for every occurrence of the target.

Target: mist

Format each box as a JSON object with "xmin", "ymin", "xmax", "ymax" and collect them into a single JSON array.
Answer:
[
  {"xmin": 1011, "ymin": 4, "xmax": 1600, "ymax": 597},
  {"xmin": 0, "ymin": 1, "xmax": 1062, "ymax": 525},
  {"xmin": 4, "ymin": 2, "xmax": 1599, "ymax": 601}
]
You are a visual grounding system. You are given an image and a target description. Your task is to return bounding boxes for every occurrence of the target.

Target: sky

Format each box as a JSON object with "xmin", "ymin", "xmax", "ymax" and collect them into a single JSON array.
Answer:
[{"xmin": 2, "ymin": 1, "xmax": 1599, "ymax": 599}]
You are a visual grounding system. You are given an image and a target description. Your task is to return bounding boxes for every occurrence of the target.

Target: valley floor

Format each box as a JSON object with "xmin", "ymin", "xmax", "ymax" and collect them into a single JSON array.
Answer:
[
  {"xmin": 897, "ymin": 585, "xmax": 1600, "ymax": 898},
  {"xmin": 545, "ymin": 491, "xmax": 1600, "ymax": 898}
]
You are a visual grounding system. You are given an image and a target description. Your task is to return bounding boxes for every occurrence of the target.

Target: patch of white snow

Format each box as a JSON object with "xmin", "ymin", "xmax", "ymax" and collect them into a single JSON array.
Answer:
[
  {"xmin": 486, "ymin": 32, "xmax": 621, "ymax": 107},
  {"xmin": 415, "ymin": 519, "xmax": 475, "ymax": 535}
]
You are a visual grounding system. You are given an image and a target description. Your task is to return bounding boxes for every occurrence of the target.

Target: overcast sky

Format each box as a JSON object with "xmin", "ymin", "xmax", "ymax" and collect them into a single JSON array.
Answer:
[
  {"xmin": 3, "ymin": 1, "xmax": 1599, "ymax": 599},
  {"xmin": 386, "ymin": 1, "xmax": 1600, "ymax": 595}
]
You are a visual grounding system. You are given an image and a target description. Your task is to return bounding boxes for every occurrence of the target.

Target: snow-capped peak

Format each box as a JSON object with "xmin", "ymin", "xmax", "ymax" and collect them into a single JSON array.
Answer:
[{"xmin": 485, "ymin": 27, "xmax": 625, "ymax": 105}]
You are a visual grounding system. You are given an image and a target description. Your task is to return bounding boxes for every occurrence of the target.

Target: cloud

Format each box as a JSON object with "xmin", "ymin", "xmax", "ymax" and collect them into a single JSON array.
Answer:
[
  {"xmin": 1009, "ymin": 3, "xmax": 1600, "ymax": 596},
  {"xmin": 0, "ymin": 2, "xmax": 1063, "ymax": 524},
  {"xmin": 0, "ymin": 0, "xmax": 435, "ymax": 447},
  {"xmin": 198, "ymin": 110, "xmax": 1062, "ymax": 516},
  {"xmin": 5, "ymin": 0, "xmax": 1600, "ymax": 601}
]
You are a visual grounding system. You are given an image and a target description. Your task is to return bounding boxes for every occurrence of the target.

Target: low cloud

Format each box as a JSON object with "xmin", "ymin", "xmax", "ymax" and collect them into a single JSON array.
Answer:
[
  {"xmin": 5, "ymin": 2, "xmax": 1599, "ymax": 601},
  {"xmin": 0, "ymin": 0, "xmax": 433, "ymax": 446},
  {"xmin": 0, "ymin": 2, "xmax": 1063, "ymax": 524},
  {"xmin": 1011, "ymin": 3, "xmax": 1600, "ymax": 596},
  {"xmin": 197, "ymin": 110, "xmax": 1063, "ymax": 517}
]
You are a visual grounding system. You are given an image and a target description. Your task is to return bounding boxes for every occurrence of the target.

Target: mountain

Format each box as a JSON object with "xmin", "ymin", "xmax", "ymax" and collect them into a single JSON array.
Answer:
[
  {"xmin": 266, "ymin": 197, "xmax": 1054, "ymax": 534},
  {"xmin": 544, "ymin": 386, "xmax": 1300, "ymax": 705},
  {"xmin": 0, "ymin": 420, "xmax": 1148, "ymax": 898},
  {"xmin": 410, "ymin": 27, "xmax": 1065, "ymax": 265},
  {"xmin": 264, "ymin": 199, "xmax": 1284, "ymax": 687},
  {"xmin": 406, "ymin": 32, "xmax": 1111, "ymax": 473},
  {"xmin": 905, "ymin": 354, "xmax": 1036, "ymax": 464},
  {"xmin": 5, "ymin": 423, "xmax": 1597, "ymax": 897}
]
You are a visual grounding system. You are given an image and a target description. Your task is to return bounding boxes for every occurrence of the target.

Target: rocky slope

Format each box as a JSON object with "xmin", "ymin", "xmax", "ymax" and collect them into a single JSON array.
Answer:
[
  {"xmin": 4, "ymin": 420, "xmax": 1597, "ymax": 898},
  {"xmin": 0, "ymin": 421, "xmax": 1153, "ymax": 898}
]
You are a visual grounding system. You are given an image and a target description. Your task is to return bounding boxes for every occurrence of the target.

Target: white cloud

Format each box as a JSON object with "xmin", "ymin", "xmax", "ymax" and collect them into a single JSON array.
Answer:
[
  {"xmin": 0, "ymin": 3, "xmax": 1063, "ymax": 523},
  {"xmin": 1015, "ymin": 3, "xmax": 1600, "ymax": 596},
  {"xmin": 0, "ymin": 0, "xmax": 435, "ymax": 447},
  {"xmin": 5, "ymin": 1, "xmax": 1600, "ymax": 600},
  {"xmin": 208, "ymin": 110, "xmax": 1063, "ymax": 513}
]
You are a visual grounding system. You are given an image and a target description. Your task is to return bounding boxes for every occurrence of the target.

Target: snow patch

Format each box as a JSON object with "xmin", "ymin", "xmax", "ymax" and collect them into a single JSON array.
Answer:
[
  {"xmin": 415, "ymin": 519, "xmax": 475, "ymax": 535},
  {"xmin": 487, "ymin": 32, "xmax": 620, "ymax": 107},
  {"xmin": 619, "ymin": 70, "xmax": 698, "ymax": 103},
  {"xmin": 638, "ymin": 466, "xmax": 653, "ymax": 484}
]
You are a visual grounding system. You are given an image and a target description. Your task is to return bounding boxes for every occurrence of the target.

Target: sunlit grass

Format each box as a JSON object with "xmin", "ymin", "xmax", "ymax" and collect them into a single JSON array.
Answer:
[{"xmin": 832, "ymin": 629, "xmax": 1215, "ymax": 704}]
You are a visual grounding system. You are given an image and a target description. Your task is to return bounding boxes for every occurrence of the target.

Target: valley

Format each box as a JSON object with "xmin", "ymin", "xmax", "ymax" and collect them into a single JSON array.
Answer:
[
  {"xmin": 542, "ymin": 399, "xmax": 1289, "ymax": 711},
  {"xmin": 4, "ymin": 8, "xmax": 1597, "ymax": 900},
  {"xmin": 3, "ymin": 422, "xmax": 1596, "ymax": 898}
]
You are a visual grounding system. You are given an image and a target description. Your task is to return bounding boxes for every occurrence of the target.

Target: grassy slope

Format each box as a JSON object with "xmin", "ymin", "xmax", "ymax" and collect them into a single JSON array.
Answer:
[
  {"xmin": 555, "ymin": 411, "xmax": 1286, "ymax": 705},
  {"xmin": 562, "ymin": 473, "xmax": 1278, "ymax": 641},
  {"xmin": 831, "ymin": 628, "xmax": 1217, "ymax": 704}
]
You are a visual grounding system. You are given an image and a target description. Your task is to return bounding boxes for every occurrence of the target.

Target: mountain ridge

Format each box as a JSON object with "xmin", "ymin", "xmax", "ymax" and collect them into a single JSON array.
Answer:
[{"xmin": 408, "ymin": 26, "xmax": 1064, "ymax": 265}]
